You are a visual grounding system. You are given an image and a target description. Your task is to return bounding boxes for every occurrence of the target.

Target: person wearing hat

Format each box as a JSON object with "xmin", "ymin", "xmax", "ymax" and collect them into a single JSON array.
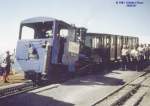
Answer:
[{"xmin": 3, "ymin": 51, "xmax": 11, "ymax": 83}]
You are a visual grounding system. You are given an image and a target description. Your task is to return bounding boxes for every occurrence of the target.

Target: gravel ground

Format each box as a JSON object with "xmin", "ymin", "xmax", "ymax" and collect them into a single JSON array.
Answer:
[{"xmin": 0, "ymin": 72, "xmax": 26, "ymax": 86}]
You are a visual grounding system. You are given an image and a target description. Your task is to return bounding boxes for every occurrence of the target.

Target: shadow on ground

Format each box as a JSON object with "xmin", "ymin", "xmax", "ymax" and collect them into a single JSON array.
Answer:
[
  {"xmin": 63, "ymin": 72, "xmax": 125, "ymax": 86},
  {"xmin": 0, "ymin": 92, "xmax": 74, "ymax": 106},
  {"xmin": 63, "ymin": 64, "xmax": 150, "ymax": 86}
]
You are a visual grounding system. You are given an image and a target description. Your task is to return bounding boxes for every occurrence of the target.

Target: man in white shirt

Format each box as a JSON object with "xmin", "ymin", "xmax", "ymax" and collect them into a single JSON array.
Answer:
[
  {"xmin": 121, "ymin": 45, "xmax": 129, "ymax": 71},
  {"xmin": 130, "ymin": 46, "xmax": 139, "ymax": 71}
]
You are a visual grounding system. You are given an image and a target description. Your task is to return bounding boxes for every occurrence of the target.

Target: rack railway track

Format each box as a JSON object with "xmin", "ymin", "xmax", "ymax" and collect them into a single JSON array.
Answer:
[
  {"xmin": 93, "ymin": 71, "xmax": 150, "ymax": 106},
  {"xmin": 0, "ymin": 81, "xmax": 38, "ymax": 99}
]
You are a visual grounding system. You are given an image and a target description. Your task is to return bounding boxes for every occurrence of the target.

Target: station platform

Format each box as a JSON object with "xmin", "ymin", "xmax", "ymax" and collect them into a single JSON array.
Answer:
[{"xmin": 0, "ymin": 67, "xmax": 150, "ymax": 106}]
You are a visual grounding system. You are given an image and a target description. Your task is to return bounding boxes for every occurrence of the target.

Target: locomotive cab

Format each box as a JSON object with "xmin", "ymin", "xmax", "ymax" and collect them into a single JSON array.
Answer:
[{"xmin": 14, "ymin": 17, "xmax": 80, "ymax": 82}]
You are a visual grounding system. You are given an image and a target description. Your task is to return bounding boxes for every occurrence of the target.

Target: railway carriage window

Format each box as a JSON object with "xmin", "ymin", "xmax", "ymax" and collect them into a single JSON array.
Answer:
[
  {"xmin": 102, "ymin": 37, "xmax": 104, "ymax": 46},
  {"xmin": 126, "ymin": 37, "xmax": 128, "ymax": 44},
  {"xmin": 111, "ymin": 37, "xmax": 114, "ymax": 45},
  {"xmin": 100, "ymin": 37, "xmax": 103, "ymax": 46},
  {"xmin": 132, "ymin": 39, "xmax": 135, "ymax": 47},
  {"xmin": 60, "ymin": 29, "xmax": 68, "ymax": 37},
  {"xmin": 96, "ymin": 37, "xmax": 99, "ymax": 48},
  {"xmin": 98, "ymin": 37, "xmax": 103, "ymax": 47},
  {"xmin": 134, "ymin": 39, "xmax": 136, "ymax": 45},
  {"xmin": 117, "ymin": 38, "xmax": 119, "ymax": 44},
  {"xmin": 93, "ymin": 37, "xmax": 99, "ymax": 48},
  {"xmin": 124, "ymin": 38, "xmax": 126, "ymax": 44},
  {"xmin": 106, "ymin": 38, "xmax": 109, "ymax": 43},
  {"xmin": 118, "ymin": 38, "xmax": 121, "ymax": 45},
  {"xmin": 21, "ymin": 26, "xmax": 34, "ymax": 39},
  {"xmin": 129, "ymin": 38, "xmax": 132, "ymax": 47},
  {"xmin": 95, "ymin": 37, "xmax": 97, "ymax": 48},
  {"xmin": 92, "ymin": 37, "xmax": 98, "ymax": 48},
  {"xmin": 106, "ymin": 37, "xmax": 110, "ymax": 46},
  {"xmin": 104, "ymin": 36, "xmax": 106, "ymax": 46}
]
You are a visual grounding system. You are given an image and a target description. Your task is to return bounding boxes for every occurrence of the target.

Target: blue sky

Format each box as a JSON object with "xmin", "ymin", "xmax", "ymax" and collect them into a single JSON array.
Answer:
[{"xmin": 0, "ymin": 0, "xmax": 149, "ymax": 53}]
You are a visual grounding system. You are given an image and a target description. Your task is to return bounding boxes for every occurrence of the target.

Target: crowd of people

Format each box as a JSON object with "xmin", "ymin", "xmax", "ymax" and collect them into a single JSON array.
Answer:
[{"xmin": 121, "ymin": 44, "xmax": 150, "ymax": 71}]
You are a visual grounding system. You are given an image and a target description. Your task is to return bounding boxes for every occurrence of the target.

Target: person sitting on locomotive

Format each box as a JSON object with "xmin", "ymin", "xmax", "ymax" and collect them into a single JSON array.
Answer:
[
  {"xmin": 130, "ymin": 46, "xmax": 139, "ymax": 71},
  {"xmin": 121, "ymin": 45, "xmax": 129, "ymax": 71}
]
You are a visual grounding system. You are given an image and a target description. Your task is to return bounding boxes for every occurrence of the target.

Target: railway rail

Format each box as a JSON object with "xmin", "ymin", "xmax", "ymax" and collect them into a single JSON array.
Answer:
[
  {"xmin": 0, "ymin": 81, "xmax": 38, "ymax": 99},
  {"xmin": 93, "ymin": 71, "xmax": 150, "ymax": 106},
  {"xmin": 0, "ymin": 67, "xmax": 149, "ymax": 105},
  {"xmin": 0, "ymin": 62, "xmax": 93, "ymax": 100}
]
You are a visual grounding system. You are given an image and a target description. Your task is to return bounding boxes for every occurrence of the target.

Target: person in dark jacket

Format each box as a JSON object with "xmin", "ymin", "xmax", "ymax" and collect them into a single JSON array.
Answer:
[
  {"xmin": 0, "ymin": 65, "xmax": 4, "ymax": 80},
  {"xmin": 3, "ymin": 51, "xmax": 11, "ymax": 83}
]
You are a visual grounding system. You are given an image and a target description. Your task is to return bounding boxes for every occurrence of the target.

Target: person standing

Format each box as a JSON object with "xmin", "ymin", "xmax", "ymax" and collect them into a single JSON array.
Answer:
[
  {"xmin": 121, "ymin": 45, "xmax": 129, "ymax": 71},
  {"xmin": 0, "ymin": 65, "xmax": 4, "ymax": 80},
  {"xmin": 137, "ymin": 44, "xmax": 145, "ymax": 70},
  {"xmin": 130, "ymin": 46, "xmax": 139, "ymax": 71},
  {"xmin": 3, "ymin": 51, "xmax": 11, "ymax": 83}
]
